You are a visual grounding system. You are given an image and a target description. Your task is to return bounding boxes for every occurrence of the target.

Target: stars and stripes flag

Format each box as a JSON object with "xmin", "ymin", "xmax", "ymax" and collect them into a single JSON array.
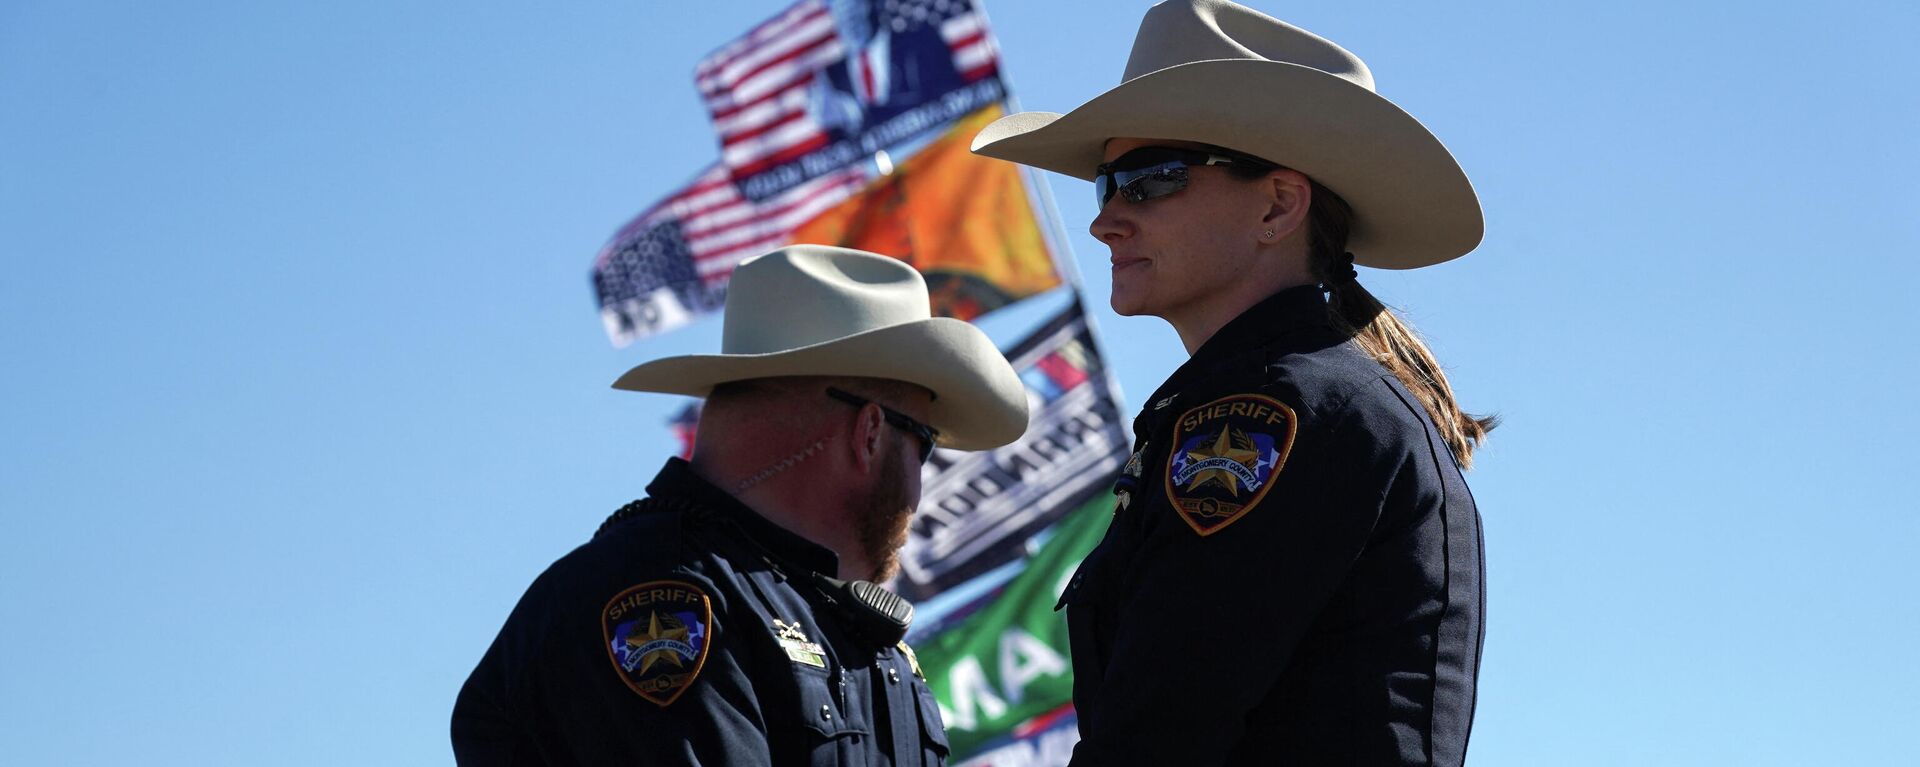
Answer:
[
  {"xmin": 592, "ymin": 0, "xmax": 1016, "ymax": 346},
  {"xmin": 698, "ymin": 0, "xmax": 1004, "ymax": 199},
  {"xmin": 592, "ymin": 163, "xmax": 871, "ymax": 345}
]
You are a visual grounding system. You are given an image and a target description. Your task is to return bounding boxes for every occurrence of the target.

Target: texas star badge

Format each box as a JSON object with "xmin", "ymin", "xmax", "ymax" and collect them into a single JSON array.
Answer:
[
  {"xmin": 603, "ymin": 580, "xmax": 713, "ymax": 706},
  {"xmin": 1163, "ymin": 393, "xmax": 1297, "ymax": 536}
]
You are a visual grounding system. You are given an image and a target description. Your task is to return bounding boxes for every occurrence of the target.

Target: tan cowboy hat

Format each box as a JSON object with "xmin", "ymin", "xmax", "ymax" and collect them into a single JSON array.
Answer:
[
  {"xmin": 612, "ymin": 245, "xmax": 1029, "ymax": 451},
  {"xmin": 971, "ymin": 0, "xmax": 1482, "ymax": 269}
]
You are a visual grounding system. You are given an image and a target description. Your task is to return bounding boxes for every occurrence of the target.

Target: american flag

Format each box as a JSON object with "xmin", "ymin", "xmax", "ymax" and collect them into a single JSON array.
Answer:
[
  {"xmin": 696, "ymin": 0, "xmax": 1002, "ymax": 185},
  {"xmin": 591, "ymin": 162, "xmax": 871, "ymax": 345}
]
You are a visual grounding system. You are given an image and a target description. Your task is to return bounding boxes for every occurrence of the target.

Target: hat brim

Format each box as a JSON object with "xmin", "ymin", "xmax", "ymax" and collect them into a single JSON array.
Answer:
[
  {"xmin": 611, "ymin": 317, "xmax": 1028, "ymax": 451},
  {"xmin": 972, "ymin": 59, "xmax": 1482, "ymax": 269}
]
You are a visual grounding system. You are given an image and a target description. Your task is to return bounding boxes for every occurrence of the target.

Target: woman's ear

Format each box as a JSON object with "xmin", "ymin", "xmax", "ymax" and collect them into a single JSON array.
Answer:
[{"xmin": 1259, "ymin": 168, "xmax": 1314, "ymax": 243}]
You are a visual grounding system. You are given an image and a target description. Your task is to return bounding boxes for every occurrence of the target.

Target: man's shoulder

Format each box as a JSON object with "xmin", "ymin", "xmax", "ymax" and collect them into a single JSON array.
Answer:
[
  {"xmin": 543, "ymin": 495, "xmax": 737, "ymax": 599},
  {"xmin": 480, "ymin": 497, "xmax": 744, "ymax": 677},
  {"xmin": 455, "ymin": 496, "xmax": 766, "ymax": 758}
]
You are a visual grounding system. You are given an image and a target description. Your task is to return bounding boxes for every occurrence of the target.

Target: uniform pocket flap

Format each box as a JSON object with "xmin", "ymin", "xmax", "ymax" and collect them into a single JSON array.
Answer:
[{"xmin": 794, "ymin": 668, "xmax": 868, "ymax": 739}]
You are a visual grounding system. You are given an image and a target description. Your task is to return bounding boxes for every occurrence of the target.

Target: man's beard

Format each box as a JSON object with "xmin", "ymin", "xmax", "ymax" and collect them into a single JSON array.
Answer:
[{"xmin": 854, "ymin": 449, "xmax": 916, "ymax": 582}]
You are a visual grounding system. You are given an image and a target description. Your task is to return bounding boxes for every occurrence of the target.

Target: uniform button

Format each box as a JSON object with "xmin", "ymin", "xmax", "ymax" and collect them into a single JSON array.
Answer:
[
  {"xmin": 820, "ymin": 705, "xmax": 832, "ymax": 721},
  {"xmin": 888, "ymin": 668, "xmax": 900, "ymax": 684}
]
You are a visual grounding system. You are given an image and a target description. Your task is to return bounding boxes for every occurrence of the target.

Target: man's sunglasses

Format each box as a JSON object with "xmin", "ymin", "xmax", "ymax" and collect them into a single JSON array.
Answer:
[
  {"xmin": 1093, "ymin": 146, "xmax": 1273, "ymax": 209},
  {"xmin": 826, "ymin": 387, "xmax": 940, "ymax": 465}
]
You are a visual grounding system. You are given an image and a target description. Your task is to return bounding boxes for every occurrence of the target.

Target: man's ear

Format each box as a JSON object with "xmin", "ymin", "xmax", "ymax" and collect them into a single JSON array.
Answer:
[
  {"xmin": 847, "ymin": 403, "xmax": 885, "ymax": 474},
  {"xmin": 1259, "ymin": 168, "xmax": 1313, "ymax": 243}
]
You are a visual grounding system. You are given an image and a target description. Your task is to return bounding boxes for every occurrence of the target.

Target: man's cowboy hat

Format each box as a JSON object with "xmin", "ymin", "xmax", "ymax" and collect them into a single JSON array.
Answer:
[
  {"xmin": 612, "ymin": 245, "xmax": 1029, "ymax": 451},
  {"xmin": 971, "ymin": 0, "xmax": 1481, "ymax": 269}
]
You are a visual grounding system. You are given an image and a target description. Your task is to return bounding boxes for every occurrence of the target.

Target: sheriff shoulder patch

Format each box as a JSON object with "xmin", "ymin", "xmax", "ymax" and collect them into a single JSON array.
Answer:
[
  {"xmin": 1163, "ymin": 393, "xmax": 1297, "ymax": 536},
  {"xmin": 603, "ymin": 580, "xmax": 713, "ymax": 707}
]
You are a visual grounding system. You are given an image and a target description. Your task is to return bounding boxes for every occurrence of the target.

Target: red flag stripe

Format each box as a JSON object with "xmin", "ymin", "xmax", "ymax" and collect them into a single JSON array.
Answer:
[
  {"xmin": 726, "ymin": 132, "xmax": 831, "ymax": 178},
  {"xmin": 711, "ymin": 83, "xmax": 811, "ymax": 137},
  {"xmin": 720, "ymin": 117, "xmax": 828, "ymax": 168},
  {"xmin": 719, "ymin": 105, "xmax": 813, "ymax": 149},
  {"xmin": 708, "ymin": 70, "xmax": 817, "ymax": 123},
  {"xmin": 696, "ymin": 14, "xmax": 836, "ymax": 95},
  {"xmin": 704, "ymin": 43, "xmax": 843, "ymax": 115},
  {"xmin": 695, "ymin": 0, "xmax": 826, "ymax": 77},
  {"xmin": 939, "ymin": 11, "xmax": 986, "ymax": 41},
  {"xmin": 945, "ymin": 30, "xmax": 986, "ymax": 50},
  {"xmin": 685, "ymin": 172, "xmax": 864, "ymax": 248},
  {"xmin": 693, "ymin": 238, "xmax": 783, "ymax": 276},
  {"xmin": 682, "ymin": 166, "xmax": 867, "ymax": 242}
]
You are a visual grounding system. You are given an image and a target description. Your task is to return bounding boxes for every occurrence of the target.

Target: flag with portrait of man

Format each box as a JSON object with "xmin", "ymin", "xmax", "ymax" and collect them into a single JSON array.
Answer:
[{"xmin": 593, "ymin": 0, "xmax": 1059, "ymax": 345}]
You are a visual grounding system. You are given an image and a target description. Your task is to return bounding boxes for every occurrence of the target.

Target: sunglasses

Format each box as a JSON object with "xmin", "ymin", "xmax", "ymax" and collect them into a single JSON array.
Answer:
[
  {"xmin": 826, "ymin": 387, "xmax": 940, "ymax": 465},
  {"xmin": 1093, "ymin": 146, "xmax": 1273, "ymax": 209}
]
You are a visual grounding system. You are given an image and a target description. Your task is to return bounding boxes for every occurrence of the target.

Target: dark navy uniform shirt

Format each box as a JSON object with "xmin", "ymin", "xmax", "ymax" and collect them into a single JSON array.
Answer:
[
  {"xmin": 452, "ymin": 459, "xmax": 950, "ymax": 766},
  {"xmin": 1062, "ymin": 286, "xmax": 1485, "ymax": 766}
]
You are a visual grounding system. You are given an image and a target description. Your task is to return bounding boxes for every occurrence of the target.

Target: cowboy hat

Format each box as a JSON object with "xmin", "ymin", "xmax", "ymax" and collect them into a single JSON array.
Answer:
[
  {"xmin": 971, "ymin": 0, "xmax": 1482, "ymax": 269},
  {"xmin": 612, "ymin": 245, "xmax": 1029, "ymax": 451}
]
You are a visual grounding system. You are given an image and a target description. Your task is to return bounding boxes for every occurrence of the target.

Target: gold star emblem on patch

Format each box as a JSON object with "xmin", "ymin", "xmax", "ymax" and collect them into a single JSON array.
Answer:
[
  {"xmin": 627, "ymin": 612, "xmax": 691, "ymax": 675},
  {"xmin": 1183, "ymin": 425, "xmax": 1260, "ymax": 495}
]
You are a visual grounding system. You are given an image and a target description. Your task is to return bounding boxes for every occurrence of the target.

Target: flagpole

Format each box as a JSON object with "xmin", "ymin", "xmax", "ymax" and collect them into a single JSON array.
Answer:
[
  {"xmin": 975, "ymin": 0, "xmax": 1134, "ymax": 434},
  {"xmin": 1011, "ymin": 140, "xmax": 1135, "ymax": 438}
]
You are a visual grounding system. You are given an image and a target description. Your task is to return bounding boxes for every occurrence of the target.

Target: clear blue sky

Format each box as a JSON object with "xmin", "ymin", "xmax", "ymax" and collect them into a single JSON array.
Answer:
[{"xmin": 3, "ymin": 1, "xmax": 1915, "ymax": 764}]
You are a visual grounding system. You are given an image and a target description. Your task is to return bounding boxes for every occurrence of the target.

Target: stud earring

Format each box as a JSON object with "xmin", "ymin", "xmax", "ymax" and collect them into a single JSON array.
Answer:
[{"xmin": 1263, "ymin": 229, "xmax": 1275, "ymax": 239}]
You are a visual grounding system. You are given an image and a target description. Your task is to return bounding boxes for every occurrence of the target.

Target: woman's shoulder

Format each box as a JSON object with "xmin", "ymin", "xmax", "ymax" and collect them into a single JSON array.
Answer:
[{"xmin": 1257, "ymin": 340, "xmax": 1408, "ymax": 422}]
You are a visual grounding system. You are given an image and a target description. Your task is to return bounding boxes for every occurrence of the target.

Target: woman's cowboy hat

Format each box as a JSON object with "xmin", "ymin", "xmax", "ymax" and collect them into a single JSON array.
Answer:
[
  {"xmin": 612, "ymin": 245, "xmax": 1029, "ymax": 451},
  {"xmin": 971, "ymin": 0, "xmax": 1481, "ymax": 269}
]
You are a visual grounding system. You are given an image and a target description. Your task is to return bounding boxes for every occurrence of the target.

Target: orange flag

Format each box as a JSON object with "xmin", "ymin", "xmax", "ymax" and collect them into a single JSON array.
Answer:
[{"xmin": 790, "ymin": 105, "xmax": 1061, "ymax": 321}]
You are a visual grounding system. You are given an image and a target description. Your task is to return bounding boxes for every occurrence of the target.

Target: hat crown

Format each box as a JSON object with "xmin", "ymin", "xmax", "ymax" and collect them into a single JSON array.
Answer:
[
  {"xmin": 721, "ymin": 245, "xmax": 932, "ymax": 355},
  {"xmin": 1122, "ymin": 0, "xmax": 1373, "ymax": 92}
]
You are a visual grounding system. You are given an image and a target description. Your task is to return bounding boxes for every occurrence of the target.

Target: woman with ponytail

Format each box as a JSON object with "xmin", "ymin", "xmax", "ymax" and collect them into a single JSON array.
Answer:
[
  {"xmin": 972, "ymin": 2, "xmax": 1494, "ymax": 764},
  {"xmin": 1300, "ymin": 179, "xmax": 1500, "ymax": 469}
]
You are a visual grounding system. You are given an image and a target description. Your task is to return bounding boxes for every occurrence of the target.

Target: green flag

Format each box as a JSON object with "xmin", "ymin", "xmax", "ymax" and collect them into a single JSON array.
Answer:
[{"xmin": 915, "ymin": 496, "xmax": 1111, "ymax": 759}]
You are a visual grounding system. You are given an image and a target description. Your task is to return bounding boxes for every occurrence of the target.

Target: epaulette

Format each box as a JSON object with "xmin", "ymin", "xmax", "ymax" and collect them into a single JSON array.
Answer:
[{"xmin": 594, "ymin": 496, "xmax": 707, "ymax": 540}]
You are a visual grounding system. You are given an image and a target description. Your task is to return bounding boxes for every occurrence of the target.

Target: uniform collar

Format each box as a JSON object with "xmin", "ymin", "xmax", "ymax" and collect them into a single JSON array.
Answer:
[
  {"xmin": 646, "ymin": 457, "xmax": 842, "ymax": 576},
  {"xmin": 1152, "ymin": 286, "xmax": 1337, "ymax": 406}
]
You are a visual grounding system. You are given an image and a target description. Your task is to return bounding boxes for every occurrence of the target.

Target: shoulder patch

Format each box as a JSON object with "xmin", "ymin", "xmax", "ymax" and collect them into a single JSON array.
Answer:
[
  {"xmin": 1163, "ymin": 393, "xmax": 1297, "ymax": 536},
  {"xmin": 603, "ymin": 580, "xmax": 714, "ymax": 706}
]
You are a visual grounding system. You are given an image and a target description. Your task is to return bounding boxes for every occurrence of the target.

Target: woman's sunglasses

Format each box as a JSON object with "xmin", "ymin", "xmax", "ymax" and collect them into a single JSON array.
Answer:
[{"xmin": 1093, "ymin": 146, "xmax": 1273, "ymax": 209}]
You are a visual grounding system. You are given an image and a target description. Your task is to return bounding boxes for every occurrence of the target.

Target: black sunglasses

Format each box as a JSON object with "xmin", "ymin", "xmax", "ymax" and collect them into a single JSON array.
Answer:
[
  {"xmin": 826, "ymin": 387, "xmax": 940, "ymax": 464},
  {"xmin": 1093, "ymin": 146, "xmax": 1273, "ymax": 209}
]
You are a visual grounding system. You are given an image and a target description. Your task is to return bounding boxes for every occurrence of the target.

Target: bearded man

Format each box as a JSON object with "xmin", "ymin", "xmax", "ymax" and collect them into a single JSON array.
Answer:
[{"xmin": 452, "ymin": 246, "xmax": 1028, "ymax": 766}]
